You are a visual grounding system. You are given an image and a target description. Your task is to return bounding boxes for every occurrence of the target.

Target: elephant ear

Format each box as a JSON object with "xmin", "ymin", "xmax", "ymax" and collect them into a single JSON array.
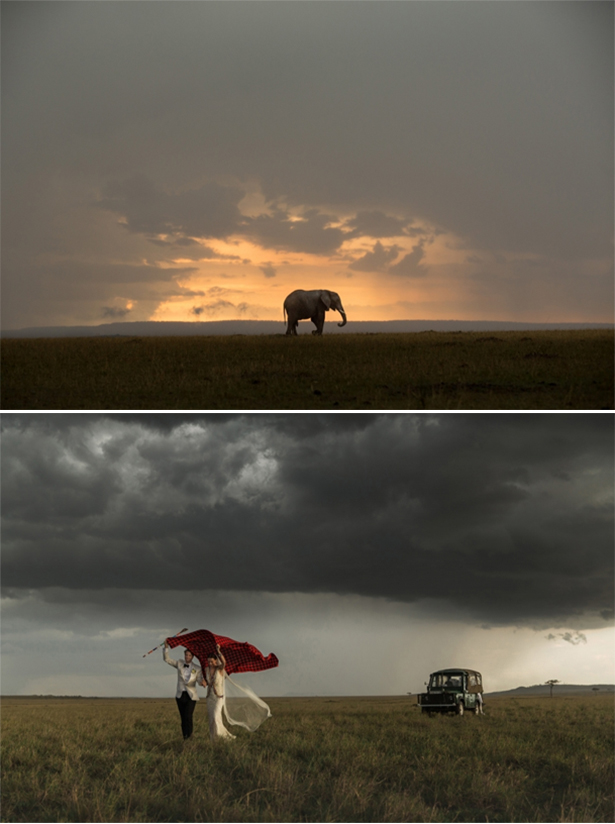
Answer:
[{"xmin": 319, "ymin": 290, "xmax": 332, "ymax": 309}]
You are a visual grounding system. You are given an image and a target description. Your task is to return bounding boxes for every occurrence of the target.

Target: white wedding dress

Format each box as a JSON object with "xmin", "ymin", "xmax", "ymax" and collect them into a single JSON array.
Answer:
[
  {"xmin": 205, "ymin": 665, "xmax": 272, "ymax": 741},
  {"xmin": 206, "ymin": 666, "xmax": 236, "ymax": 741}
]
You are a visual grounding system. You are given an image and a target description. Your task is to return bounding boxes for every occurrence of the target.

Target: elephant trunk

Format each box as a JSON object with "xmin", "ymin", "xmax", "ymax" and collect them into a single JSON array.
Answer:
[{"xmin": 337, "ymin": 310, "xmax": 347, "ymax": 328}]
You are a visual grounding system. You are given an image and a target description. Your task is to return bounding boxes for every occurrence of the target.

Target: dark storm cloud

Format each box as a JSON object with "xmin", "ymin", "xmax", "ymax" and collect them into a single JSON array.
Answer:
[
  {"xmin": 2, "ymin": 414, "xmax": 612, "ymax": 629},
  {"xmin": 389, "ymin": 241, "xmax": 429, "ymax": 277},
  {"xmin": 344, "ymin": 212, "xmax": 411, "ymax": 239},
  {"xmin": 242, "ymin": 208, "xmax": 346, "ymax": 256},
  {"xmin": 101, "ymin": 306, "xmax": 132, "ymax": 320},
  {"xmin": 98, "ymin": 175, "xmax": 246, "ymax": 242},
  {"xmin": 349, "ymin": 242, "xmax": 402, "ymax": 273},
  {"xmin": 99, "ymin": 177, "xmax": 351, "ymax": 254}
]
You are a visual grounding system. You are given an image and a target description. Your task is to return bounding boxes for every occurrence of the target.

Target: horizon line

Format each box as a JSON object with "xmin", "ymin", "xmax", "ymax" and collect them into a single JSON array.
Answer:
[
  {"xmin": 3, "ymin": 684, "xmax": 614, "ymax": 700},
  {"xmin": 3, "ymin": 318, "xmax": 613, "ymax": 337}
]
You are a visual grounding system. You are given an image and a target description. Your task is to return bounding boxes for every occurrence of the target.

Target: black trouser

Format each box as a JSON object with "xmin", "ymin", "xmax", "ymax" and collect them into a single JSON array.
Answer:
[{"xmin": 175, "ymin": 691, "xmax": 196, "ymax": 739}]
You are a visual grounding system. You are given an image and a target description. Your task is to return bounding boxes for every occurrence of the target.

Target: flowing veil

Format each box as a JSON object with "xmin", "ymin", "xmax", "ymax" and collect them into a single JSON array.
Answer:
[{"xmin": 223, "ymin": 675, "xmax": 272, "ymax": 732}]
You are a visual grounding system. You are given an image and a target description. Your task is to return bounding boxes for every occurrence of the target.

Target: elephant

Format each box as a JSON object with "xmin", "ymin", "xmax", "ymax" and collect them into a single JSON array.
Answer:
[{"xmin": 283, "ymin": 289, "xmax": 347, "ymax": 336}]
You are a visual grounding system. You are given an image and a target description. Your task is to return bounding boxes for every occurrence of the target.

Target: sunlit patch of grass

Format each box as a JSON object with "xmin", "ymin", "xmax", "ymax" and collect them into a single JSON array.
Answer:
[
  {"xmin": 2, "ymin": 329, "xmax": 612, "ymax": 409},
  {"xmin": 2, "ymin": 695, "xmax": 613, "ymax": 822}
]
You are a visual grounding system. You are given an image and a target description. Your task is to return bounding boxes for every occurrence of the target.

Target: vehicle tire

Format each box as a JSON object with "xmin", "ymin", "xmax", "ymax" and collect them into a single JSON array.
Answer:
[{"xmin": 457, "ymin": 701, "xmax": 464, "ymax": 716}]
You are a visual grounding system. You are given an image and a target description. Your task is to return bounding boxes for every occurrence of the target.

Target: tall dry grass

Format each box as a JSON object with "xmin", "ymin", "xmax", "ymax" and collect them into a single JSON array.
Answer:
[
  {"xmin": 2, "ymin": 694, "xmax": 613, "ymax": 822},
  {"xmin": 2, "ymin": 329, "xmax": 612, "ymax": 409}
]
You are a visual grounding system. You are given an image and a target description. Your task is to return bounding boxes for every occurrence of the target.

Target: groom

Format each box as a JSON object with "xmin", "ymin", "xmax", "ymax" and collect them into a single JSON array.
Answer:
[{"xmin": 163, "ymin": 640, "xmax": 205, "ymax": 740}]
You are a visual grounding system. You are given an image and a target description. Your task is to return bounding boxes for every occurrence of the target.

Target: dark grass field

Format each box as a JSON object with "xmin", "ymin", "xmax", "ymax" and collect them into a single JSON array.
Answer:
[
  {"xmin": 2, "ymin": 694, "xmax": 613, "ymax": 822},
  {"xmin": 2, "ymin": 329, "xmax": 613, "ymax": 410}
]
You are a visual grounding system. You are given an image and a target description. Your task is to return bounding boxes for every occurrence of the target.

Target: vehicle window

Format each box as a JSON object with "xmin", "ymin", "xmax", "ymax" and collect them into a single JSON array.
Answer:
[
  {"xmin": 429, "ymin": 672, "xmax": 469, "ymax": 689},
  {"xmin": 468, "ymin": 675, "xmax": 477, "ymax": 688}
]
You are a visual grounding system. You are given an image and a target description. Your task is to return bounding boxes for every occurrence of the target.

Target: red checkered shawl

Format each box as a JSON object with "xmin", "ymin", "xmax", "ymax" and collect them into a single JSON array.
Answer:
[{"xmin": 166, "ymin": 629, "xmax": 279, "ymax": 674}]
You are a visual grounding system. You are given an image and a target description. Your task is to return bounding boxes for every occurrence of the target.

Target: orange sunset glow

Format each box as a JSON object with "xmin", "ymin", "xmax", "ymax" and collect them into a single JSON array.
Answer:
[
  {"xmin": 148, "ymin": 225, "xmax": 451, "ymax": 324},
  {"xmin": 3, "ymin": 2, "xmax": 612, "ymax": 331}
]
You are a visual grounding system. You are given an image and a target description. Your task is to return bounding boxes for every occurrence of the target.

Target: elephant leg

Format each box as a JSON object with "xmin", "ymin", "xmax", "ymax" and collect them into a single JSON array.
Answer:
[{"xmin": 311, "ymin": 313, "xmax": 325, "ymax": 335}]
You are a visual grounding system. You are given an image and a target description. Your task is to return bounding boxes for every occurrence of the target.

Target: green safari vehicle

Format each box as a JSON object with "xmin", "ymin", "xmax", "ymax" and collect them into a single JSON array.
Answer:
[{"xmin": 417, "ymin": 668, "xmax": 484, "ymax": 715}]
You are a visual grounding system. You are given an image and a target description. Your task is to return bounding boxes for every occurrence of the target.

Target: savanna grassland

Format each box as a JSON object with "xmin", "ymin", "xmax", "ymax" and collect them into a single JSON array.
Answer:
[
  {"xmin": 2, "ymin": 329, "xmax": 613, "ymax": 410},
  {"xmin": 2, "ymin": 694, "xmax": 613, "ymax": 823}
]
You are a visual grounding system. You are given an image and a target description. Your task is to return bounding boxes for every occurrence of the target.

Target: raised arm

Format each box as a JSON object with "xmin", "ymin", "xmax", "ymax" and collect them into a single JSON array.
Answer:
[
  {"xmin": 163, "ymin": 640, "xmax": 178, "ymax": 668},
  {"xmin": 216, "ymin": 643, "xmax": 227, "ymax": 670}
]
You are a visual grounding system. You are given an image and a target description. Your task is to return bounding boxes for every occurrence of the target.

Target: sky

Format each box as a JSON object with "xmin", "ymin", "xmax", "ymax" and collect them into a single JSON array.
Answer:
[
  {"xmin": 2, "ymin": 412, "xmax": 613, "ymax": 697},
  {"xmin": 2, "ymin": 1, "xmax": 613, "ymax": 331}
]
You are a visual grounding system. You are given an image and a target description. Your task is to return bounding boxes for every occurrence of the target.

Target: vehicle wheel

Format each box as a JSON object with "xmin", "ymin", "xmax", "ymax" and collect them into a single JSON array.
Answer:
[{"xmin": 457, "ymin": 702, "xmax": 464, "ymax": 716}]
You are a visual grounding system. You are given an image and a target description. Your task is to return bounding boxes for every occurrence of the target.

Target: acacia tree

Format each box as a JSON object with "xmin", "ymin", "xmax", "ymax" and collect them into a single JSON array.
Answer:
[{"xmin": 545, "ymin": 679, "xmax": 559, "ymax": 697}]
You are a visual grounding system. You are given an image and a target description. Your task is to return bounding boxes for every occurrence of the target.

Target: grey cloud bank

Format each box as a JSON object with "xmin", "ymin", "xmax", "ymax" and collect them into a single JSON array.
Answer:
[
  {"xmin": 3, "ymin": 414, "xmax": 612, "ymax": 630},
  {"xmin": 2, "ymin": 1, "xmax": 612, "ymax": 327}
]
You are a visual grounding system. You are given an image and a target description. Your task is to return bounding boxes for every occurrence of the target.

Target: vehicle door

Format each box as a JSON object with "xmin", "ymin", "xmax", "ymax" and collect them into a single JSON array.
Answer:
[{"xmin": 465, "ymin": 673, "xmax": 478, "ymax": 708}]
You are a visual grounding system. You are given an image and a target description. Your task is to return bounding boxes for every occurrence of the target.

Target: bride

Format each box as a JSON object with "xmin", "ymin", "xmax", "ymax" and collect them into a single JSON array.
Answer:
[
  {"xmin": 204, "ymin": 644, "xmax": 236, "ymax": 741},
  {"xmin": 203, "ymin": 643, "xmax": 272, "ymax": 741}
]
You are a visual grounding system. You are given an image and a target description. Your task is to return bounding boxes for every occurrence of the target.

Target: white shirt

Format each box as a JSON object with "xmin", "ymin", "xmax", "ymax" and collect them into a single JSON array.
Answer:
[{"xmin": 180, "ymin": 660, "xmax": 196, "ymax": 686}]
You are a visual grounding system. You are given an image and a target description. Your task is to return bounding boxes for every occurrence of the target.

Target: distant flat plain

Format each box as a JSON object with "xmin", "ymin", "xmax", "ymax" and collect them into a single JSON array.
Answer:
[
  {"xmin": 2, "ymin": 694, "xmax": 613, "ymax": 822},
  {"xmin": 2, "ymin": 329, "xmax": 612, "ymax": 410}
]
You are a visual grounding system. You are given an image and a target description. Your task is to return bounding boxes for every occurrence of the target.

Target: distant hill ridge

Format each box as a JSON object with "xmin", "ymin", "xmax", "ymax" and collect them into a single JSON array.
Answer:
[
  {"xmin": 2, "ymin": 319, "xmax": 612, "ymax": 339},
  {"xmin": 487, "ymin": 684, "xmax": 614, "ymax": 697}
]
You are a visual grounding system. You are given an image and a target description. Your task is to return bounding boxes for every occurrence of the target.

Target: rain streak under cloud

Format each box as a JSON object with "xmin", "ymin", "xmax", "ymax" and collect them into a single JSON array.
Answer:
[{"xmin": 2, "ymin": 1, "xmax": 613, "ymax": 329}]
